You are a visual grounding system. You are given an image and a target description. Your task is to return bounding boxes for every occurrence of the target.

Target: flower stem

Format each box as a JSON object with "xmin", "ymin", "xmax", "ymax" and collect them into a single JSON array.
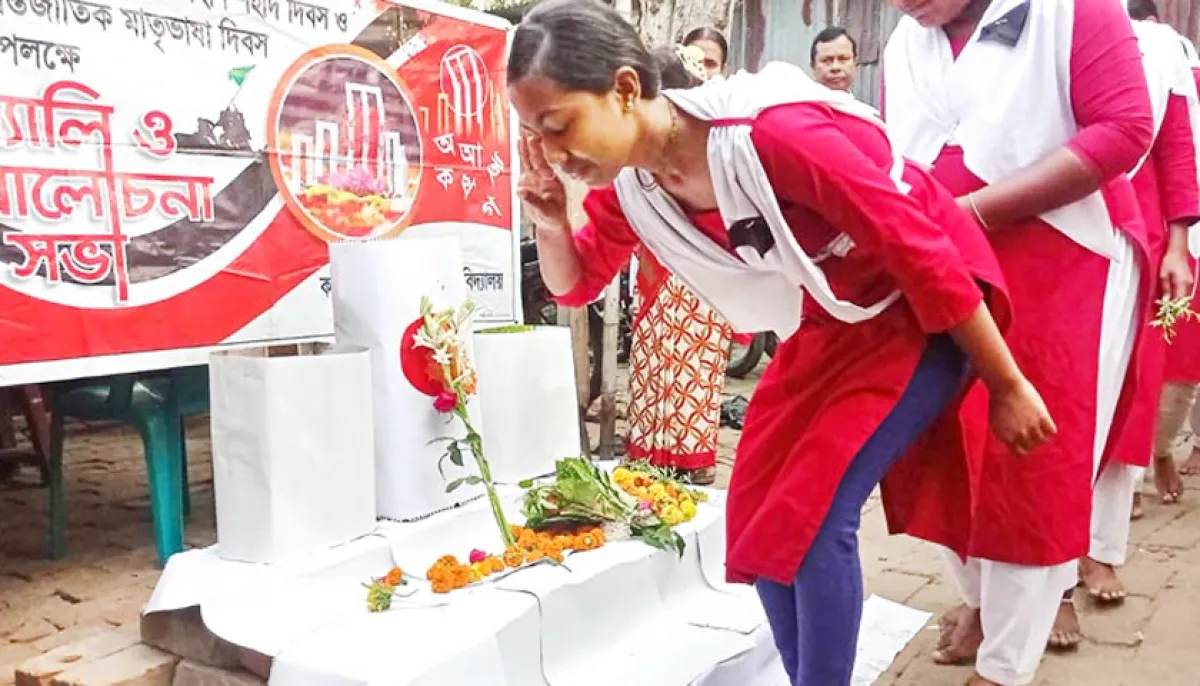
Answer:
[{"xmin": 456, "ymin": 406, "xmax": 516, "ymax": 550}]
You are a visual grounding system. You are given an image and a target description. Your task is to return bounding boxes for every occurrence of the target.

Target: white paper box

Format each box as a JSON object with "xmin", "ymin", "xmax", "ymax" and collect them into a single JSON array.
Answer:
[
  {"xmin": 209, "ymin": 343, "xmax": 376, "ymax": 564},
  {"xmin": 474, "ymin": 326, "xmax": 581, "ymax": 483},
  {"xmin": 330, "ymin": 237, "xmax": 485, "ymax": 521}
]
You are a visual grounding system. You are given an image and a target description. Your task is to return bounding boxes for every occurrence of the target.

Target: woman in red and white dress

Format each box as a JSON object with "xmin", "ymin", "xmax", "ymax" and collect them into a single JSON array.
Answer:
[
  {"xmin": 1158, "ymin": 14, "xmax": 1200, "ymax": 482},
  {"xmin": 510, "ymin": 2, "xmax": 1054, "ymax": 684},
  {"xmin": 884, "ymin": 0, "xmax": 1153, "ymax": 682},
  {"xmin": 1092, "ymin": 2, "xmax": 1198, "ymax": 608}
]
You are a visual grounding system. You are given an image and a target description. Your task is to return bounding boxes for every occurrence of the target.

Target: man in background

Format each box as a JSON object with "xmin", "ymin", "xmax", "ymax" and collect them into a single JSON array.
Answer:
[{"xmin": 811, "ymin": 26, "xmax": 858, "ymax": 92}]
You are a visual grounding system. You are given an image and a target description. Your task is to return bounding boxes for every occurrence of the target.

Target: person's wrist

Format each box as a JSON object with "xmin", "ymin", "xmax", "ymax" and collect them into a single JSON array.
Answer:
[{"xmin": 534, "ymin": 218, "xmax": 570, "ymax": 235}]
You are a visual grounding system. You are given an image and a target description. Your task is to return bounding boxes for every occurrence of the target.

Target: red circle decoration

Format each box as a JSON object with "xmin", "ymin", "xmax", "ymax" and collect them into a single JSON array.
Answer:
[{"xmin": 399, "ymin": 317, "xmax": 445, "ymax": 397}]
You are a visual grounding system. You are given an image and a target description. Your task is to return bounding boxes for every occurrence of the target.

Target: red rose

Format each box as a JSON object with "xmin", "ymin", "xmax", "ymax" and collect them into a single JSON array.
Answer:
[
  {"xmin": 468, "ymin": 549, "xmax": 487, "ymax": 564},
  {"xmin": 433, "ymin": 391, "xmax": 458, "ymax": 413}
]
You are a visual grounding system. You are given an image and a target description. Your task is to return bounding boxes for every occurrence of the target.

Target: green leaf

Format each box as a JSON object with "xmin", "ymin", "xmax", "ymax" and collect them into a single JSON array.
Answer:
[
  {"xmin": 447, "ymin": 442, "xmax": 464, "ymax": 468},
  {"xmin": 227, "ymin": 65, "xmax": 255, "ymax": 86},
  {"xmin": 446, "ymin": 475, "xmax": 483, "ymax": 492},
  {"xmin": 518, "ymin": 479, "xmax": 534, "ymax": 488}
]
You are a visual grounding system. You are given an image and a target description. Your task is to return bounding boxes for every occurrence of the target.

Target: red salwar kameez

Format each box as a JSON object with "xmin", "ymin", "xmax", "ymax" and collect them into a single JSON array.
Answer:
[
  {"xmin": 884, "ymin": 1, "xmax": 1153, "ymax": 682},
  {"xmin": 555, "ymin": 96, "xmax": 1008, "ymax": 685}
]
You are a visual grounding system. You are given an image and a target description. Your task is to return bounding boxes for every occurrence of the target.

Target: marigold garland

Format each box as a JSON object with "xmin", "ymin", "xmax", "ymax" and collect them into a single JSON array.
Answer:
[
  {"xmin": 612, "ymin": 464, "xmax": 708, "ymax": 527},
  {"xmin": 423, "ymin": 525, "xmax": 606, "ymax": 594}
]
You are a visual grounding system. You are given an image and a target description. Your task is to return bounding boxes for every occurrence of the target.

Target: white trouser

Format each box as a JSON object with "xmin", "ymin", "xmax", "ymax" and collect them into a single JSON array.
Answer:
[
  {"xmin": 1087, "ymin": 234, "xmax": 1142, "ymax": 566},
  {"xmin": 942, "ymin": 549, "xmax": 1075, "ymax": 686}
]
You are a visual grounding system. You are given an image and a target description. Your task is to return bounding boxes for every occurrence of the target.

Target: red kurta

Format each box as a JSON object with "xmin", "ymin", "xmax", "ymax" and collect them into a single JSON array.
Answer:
[
  {"xmin": 1109, "ymin": 95, "xmax": 1200, "ymax": 467},
  {"xmin": 558, "ymin": 102, "xmax": 1009, "ymax": 585},
  {"xmin": 1166, "ymin": 67, "xmax": 1200, "ymax": 384},
  {"xmin": 890, "ymin": 1, "xmax": 1154, "ymax": 566}
]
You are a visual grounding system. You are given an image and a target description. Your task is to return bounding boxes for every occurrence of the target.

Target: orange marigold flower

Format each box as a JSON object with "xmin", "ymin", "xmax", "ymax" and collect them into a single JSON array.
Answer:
[
  {"xmin": 435, "ymin": 554, "xmax": 459, "ymax": 569},
  {"xmin": 517, "ymin": 529, "xmax": 539, "ymax": 549},
  {"xmin": 450, "ymin": 564, "xmax": 473, "ymax": 587},
  {"xmin": 526, "ymin": 549, "xmax": 545, "ymax": 563},
  {"xmin": 384, "ymin": 567, "xmax": 403, "ymax": 587},
  {"xmin": 546, "ymin": 549, "xmax": 565, "ymax": 564},
  {"xmin": 503, "ymin": 547, "xmax": 525, "ymax": 569},
  {"xmin": 590, "ymin": 527, "xmax": 607, "ymax": 545},
  {"xmin": 576, "ymin": 531, "xmax": 602, "ymax": 551},
  {"xmin": 509, "ymin": 524, "xmax": 524, "ymax": 537},
  {"xmin": 470, "ymin": 562, "xmax": 487, "ymax": 581},
  {"xmin": 488, "ymin": 556, "xmax": 506, "ymax": 574},
  {"xmin": 553, "ymin": 534, "xmax": 574, "ymax": 551},
  {"xmin": 431, "ymin": 578, "xmax": 453, "ymax": 594}
]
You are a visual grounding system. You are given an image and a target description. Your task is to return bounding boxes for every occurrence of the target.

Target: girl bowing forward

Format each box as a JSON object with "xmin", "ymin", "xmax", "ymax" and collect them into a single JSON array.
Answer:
[{"xmin": 509, "ymin": 1, "xmax": 1055, "ymax": 683}]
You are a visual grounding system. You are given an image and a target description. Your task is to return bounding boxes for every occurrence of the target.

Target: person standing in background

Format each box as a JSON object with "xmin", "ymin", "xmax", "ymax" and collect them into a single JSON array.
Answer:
[
  {"xmin": 884, "ymin": 0, "xmax": 1153, "ymax": 683},
  {"xmin": 622, "ymin": 44, "xmax": 734, "ymax": 486},
  {"xmin": 1143, "ymin": 1, "xmax": 1200, "ymax": 492},
  {"xmin": 811, "ymin": 26, "xmax": 859, "ymax": 92},
  {"xmin": 1077, "ymin": 0, "xmax": 1197, "ymax": 640},
  {"xmin": 682, "ymin": 26, "xmax": 728, "ymax": 78}
]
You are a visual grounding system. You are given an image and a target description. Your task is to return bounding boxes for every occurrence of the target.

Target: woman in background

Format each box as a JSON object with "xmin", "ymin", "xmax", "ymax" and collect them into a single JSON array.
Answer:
[{"xmin": 623, "ymin": 45, "xmax": 733, "ymax": 486}]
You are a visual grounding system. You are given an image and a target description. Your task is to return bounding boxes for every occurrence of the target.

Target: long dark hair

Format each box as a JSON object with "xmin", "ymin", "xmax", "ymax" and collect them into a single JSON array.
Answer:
[
  {"xmin": 507, "ymin": 0, "xmax": 663, "ymax": 99},
  {"xmin": 682, "ymin": 26, "xmax": 728, "ymax": 66}
]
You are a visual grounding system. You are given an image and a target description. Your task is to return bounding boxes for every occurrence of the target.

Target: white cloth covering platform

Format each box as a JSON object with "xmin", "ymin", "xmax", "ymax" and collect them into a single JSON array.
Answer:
[{"xmin": 146, "ymin": 476, "xmax": 928, "ymax": 685}]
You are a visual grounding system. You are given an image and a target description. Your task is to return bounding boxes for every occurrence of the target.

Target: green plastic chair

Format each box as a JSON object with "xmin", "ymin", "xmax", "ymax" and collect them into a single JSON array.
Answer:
[{"xmin": 47, "ymin": 366, "xmax": 209, "ymax": 566}]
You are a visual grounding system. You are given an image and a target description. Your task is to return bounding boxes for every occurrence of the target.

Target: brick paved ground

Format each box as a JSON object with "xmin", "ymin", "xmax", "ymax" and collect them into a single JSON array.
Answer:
[{"xmin": 1, "ymin": 368, "xmax": 1199, "ymax": 684}]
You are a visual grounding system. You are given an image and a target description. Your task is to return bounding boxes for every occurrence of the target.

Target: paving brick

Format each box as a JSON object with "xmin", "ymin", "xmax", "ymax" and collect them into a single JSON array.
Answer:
[
  {"xmin": 235, "ymin": 651, "xmax": 270, "ymax": 681},
  {"xmin": 31, "ymin": 623, "xmax": 118, "ymax": 655},
  {"xmin": 865, "ymin": 569, "xmax": 932, "ymax": 606},
  {"xmin": 0, "ymin": 644, "xmax": 43, "ymax": 686},
  {"xmin": 7, "ymin": 621, "xmax": 57, "ymax": 646},
  {"xmin": 15, "ymin": 625, "xmax": 140, "ymax": 686},
  {"xmin": 1120, "ymin": 547, "xmax": 1179, "ymax": 598},
  {"xmin": 1143, "ymin": 504, "xmax": 1200, "ymax": 549},
  {"xmin": 170, "ymin": 661, "xmax": 263, "ymax": 686},
  {"xmin": 48, "ymin": 645, "xmax": 177, "ymax": 686},
  {"xmin": 139, "ymin": 610, "xmax": 241, "ymax": 670},
  {"xmin": 1076, "ymin": 595, "xmax": 1154, "ymax": 647}
]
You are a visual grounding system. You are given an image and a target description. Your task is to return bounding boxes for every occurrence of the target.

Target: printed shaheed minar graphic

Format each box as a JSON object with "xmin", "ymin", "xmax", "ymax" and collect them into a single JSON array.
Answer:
[{"xmin": 286, "ymin": 82, "xmax": 411, "ymax": 200}]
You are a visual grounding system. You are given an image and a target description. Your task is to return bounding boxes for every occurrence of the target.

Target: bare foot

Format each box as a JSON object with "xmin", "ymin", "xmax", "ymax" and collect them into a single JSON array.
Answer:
[
  {"xmin": 933, "ymin": 604, "xmax": 982, "ymax": 665},
  {"xmin": 1130, "ymin": 492, "xmax": 1144, "ymax": 520},
  {"xmin": 1181, "ymin": 448, "xmax": 1200, "ymax": 476},
  {"xmin": 1047, "ymin": 597, "xmax": 1083, "ymax": 650},
  {"xmin": 966, "ymin": 676, "xmax": 1003, "ymax": 686},
  {"xmin": 1155, "ymin": 454, "xmax": 1184, "ymax": 504},
  {"xmin": 1079, "ymin": 556, "xmax": 1126, "ymax": 603}
]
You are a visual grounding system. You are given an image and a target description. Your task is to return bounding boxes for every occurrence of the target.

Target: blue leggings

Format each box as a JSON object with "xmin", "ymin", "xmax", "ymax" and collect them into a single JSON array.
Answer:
[{"xmin": 754, "ymin": 335, "xmax": 967, "ymax": 685}]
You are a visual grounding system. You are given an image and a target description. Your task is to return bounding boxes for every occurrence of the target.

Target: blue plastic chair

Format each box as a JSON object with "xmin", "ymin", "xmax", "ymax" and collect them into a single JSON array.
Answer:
[{"xmin": 47, "ymin": 366, "xmax": 209, "ymax": 566}]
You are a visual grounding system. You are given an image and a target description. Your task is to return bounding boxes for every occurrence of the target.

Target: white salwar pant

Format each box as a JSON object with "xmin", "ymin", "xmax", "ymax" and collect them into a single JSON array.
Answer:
[
  {"xmin": 943, "ymin": 234, "xmax": 1140, "ymax": 686},
  {"xmin": 1088, "ymin": 234, "xmax": 1144, "ymax": 566}
]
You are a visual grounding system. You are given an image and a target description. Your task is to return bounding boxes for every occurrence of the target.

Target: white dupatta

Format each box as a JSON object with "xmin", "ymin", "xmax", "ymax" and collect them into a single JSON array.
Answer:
[
  {"xmin": 884, "ymin": 0, "xmax": 1122, "ymax": 261},
  {"xmin": 1131, "ymin": 19, "xmax": 1198, "ymax": 177},
  {"xmin": 612, "ymin": 62, "xmax": 908, "ymax": 338},
  {"xmin": 1166, "ymin": 28, "xmax": 1200, "ymax": 259}
]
